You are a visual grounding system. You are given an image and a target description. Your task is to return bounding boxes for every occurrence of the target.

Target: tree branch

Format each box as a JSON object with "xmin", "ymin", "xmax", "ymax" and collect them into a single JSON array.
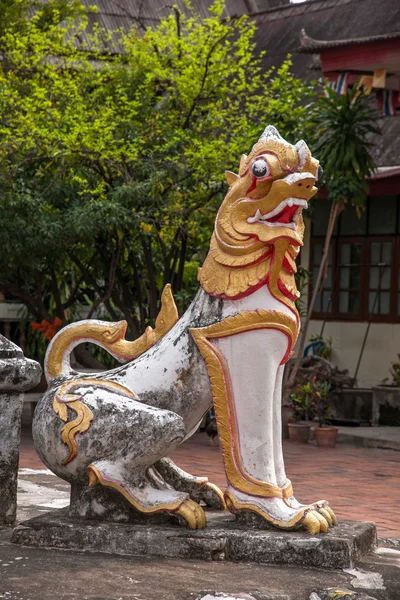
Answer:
[
  {"xmin": 87, "ymin": 240, "xmax": 121, "ymax": 319},
  {"xmin": 182, "ymin": 30, "xmax": 231, "ymax": 130},
  {"xmin": 69, "ymin": 252, "xmax": 120, "ymax": 321}
]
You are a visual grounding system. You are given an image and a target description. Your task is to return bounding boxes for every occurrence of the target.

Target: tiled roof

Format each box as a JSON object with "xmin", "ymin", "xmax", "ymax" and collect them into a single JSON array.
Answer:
[
  {"xmin": 249, "ymin": 0, "xmax": 400, "ymax": 167},
  {"xmin": 299, "ymin": 29, "xmax": 400, "ymax": 52},
  {"xmin": 78, "ymin": 0, "xmax": 400, "ymax": 168},
  {"xmin": 251, "ymin": 0, "xmax": 400, "ymax": 78}
]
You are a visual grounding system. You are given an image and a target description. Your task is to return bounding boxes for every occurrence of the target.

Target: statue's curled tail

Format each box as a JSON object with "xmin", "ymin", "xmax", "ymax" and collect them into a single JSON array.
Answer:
[{"xmin": 44, "ymin": 284, "xmax": 179, "ymax": 382}]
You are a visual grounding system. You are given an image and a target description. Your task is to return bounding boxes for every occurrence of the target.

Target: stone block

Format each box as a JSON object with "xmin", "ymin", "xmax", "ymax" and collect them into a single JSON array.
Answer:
[
  {"xmin": 11, "ymin": 510, "xmax": 376, "ymax": 569},
  {"xmin": 0, "ymin": 335, "xmax": 41, "ymax": 525},
  {"xmin": 372, "ymin": 386, "xmax": 400, "ymax": 426}
]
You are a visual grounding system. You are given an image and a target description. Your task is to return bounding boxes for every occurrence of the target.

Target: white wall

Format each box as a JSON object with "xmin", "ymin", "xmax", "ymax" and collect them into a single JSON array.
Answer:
[{"xmin": 307, "ymin": 320, "xmax": 400, "ymax": 388}]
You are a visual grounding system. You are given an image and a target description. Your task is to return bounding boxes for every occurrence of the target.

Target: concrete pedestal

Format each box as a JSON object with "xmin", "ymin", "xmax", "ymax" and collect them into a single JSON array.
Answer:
[
  {"xmin": 12, "ymin": 510, "xmax": 376, "ymax": 570},
  {"xmin": 0, "ymin": 336, "xmax": 41, "ymax": 525}
]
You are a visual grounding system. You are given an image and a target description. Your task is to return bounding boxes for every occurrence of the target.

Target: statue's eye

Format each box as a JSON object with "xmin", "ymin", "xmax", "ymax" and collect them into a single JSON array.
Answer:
[{"xmin": 252, "ymin": 158, "xmax": 269, "ymax": 178}]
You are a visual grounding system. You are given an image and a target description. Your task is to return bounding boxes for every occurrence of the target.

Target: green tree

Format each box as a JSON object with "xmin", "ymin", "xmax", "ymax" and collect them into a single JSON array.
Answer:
[
  {"xmin": 0, "ymin": 0, "xmax": 315, "ymax": 360},
  {"xmin": 286, "ymin": 86, "xmax": 380, "ymax": 391}
]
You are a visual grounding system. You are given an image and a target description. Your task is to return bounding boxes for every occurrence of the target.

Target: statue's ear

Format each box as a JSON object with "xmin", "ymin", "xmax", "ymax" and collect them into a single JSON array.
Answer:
[
  {"xmin": 225, "ymin": 171, "xmax": 239, "ymax": 186},
  {"xmin": 239, "ymin": 154, "xmax": 248, "ymax": 174}
]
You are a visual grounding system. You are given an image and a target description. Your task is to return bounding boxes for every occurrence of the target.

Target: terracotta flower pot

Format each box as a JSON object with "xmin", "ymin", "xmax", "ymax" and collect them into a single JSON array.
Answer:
[
  {"xmin": 314, "ymin": 427, "xmax": 338, "ymax": 448},
  {"xmin": 288, "ymin": 422, "xmax": 311, "ymax": 443}
]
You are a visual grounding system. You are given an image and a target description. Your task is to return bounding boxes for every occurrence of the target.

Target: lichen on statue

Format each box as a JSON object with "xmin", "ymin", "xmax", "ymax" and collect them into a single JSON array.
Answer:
[{"xmin": 32, "ymin": 126, "xmax": 336, "ymax": 534}]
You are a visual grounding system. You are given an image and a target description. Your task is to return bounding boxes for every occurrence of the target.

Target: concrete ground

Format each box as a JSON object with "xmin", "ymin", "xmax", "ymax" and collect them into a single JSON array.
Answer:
[
  {"xmin": 1, "ymin": 468, "xmax": 400, "ymax": 600},
  {"xmin": 1, "ymin": 524, "xmax": 400, "ymax": 600},
  {"xmin": 3, "ymin": 411, "xmax": 399, "ymax": 600},
  {"xmin": 337, "ymin": 427, "xmax": 400, "ymax": 451}
]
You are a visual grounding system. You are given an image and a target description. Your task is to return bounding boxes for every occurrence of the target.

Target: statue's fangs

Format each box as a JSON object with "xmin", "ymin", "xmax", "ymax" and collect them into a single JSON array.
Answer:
[{"xmin": 33, "ymin": 126, "xmax": 337, "ymax": 533}]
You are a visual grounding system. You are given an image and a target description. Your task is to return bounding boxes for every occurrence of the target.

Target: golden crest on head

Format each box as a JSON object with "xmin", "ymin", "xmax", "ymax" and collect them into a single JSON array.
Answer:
[{"xmin": 198, "ymin": 126, "xmax": 320, "ymax": 306}]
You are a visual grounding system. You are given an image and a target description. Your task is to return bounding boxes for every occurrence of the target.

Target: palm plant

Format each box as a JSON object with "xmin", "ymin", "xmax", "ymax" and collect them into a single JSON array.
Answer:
[{"xmin": 287, "ymin": 86, "xmax": 380, "ymax": 391}]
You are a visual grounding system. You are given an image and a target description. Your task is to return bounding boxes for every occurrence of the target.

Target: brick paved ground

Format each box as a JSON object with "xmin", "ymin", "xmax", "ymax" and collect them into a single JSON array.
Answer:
[{"xmin": 20, "ymin": 418, "xmax": 400, "ymax": 539}]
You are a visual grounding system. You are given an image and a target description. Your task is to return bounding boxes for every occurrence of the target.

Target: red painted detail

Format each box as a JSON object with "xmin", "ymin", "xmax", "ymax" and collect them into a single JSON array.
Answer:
[
  {"xmin": 267, "ymin": 204, "xmax": 299, "ymax": 225},
  {"xmin": 266, "ymin": 251, "xmax": 300, "ymax": 328},
  {"xmin": 277, "ymin": 277, "xmax": 297, "ymax": 303},
  {"xmin": 207, "ymin": 268, "xmax": 299, "ymax": 330},
  {"xmin": 209, "ymin": 273, "xmax": 270, "ymax": 302},
  {"xmin": 282, "ymin": 255, "xmax": 295, "ymax": 275},
  {"xmin": 247, "ymin": 179, "xmax": 257, "ymax": 194},
  {"xmin": 227, "ymin": 248, "xmax": 273, "ymax": 270}
]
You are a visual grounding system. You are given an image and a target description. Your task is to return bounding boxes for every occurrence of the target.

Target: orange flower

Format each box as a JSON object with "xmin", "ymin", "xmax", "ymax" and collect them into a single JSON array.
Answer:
[{"xmin": 31, "ymin": 318, "xmax": 62, "ymax": 341}]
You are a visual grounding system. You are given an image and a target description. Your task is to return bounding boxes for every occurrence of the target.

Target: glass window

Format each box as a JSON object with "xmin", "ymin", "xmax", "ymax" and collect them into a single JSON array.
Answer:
[
  {"xmin": 368, "ymin": 196, "xmax": 397, "ymax": 235},
  {"xmin": 339, "ymin": 205, "xmax": 367, "ymax": 236},
  {"xmin": 397, "ymin": 247, "xmax": 400, "ymax": 316},
  {"xmin": 311, "ymin": 199, "xmax": 338, "ymax": 236},
  {"xmin": 368, "ymin": 241, "xmax": 393, "ymax": 315},
  {"xmin": 310, "ymin": 195, "xmax": 400, "ymax": 322},
  {"xmin": 311, "ymin": 242, "xmax": 333, "ymax": 313},
  {"xmin": 337, "ymin": 242, "xmax": 362, "ymax": 315}
]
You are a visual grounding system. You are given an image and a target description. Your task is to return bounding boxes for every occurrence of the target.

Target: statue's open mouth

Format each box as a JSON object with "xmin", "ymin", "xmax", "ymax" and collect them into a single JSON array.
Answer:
[{"xmin": 247, "ymin": 198, "xmax": 308, "ymax": 230}]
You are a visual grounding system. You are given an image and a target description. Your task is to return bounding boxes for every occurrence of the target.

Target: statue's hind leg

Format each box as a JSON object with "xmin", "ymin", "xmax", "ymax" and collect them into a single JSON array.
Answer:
[
  {"xmin": 42, "ymin": 380, "xmax": 208, "ymax": 529},
  {"xmin": 85, "ymin": 401, "xmax": 207, "ymax": 529},
  {"xmin": 154, "ymin": 457, "xmax": 226, "ymax": 509},
  {"xmin": 273, "ymin": 366, "xmax": 337, "ymax": 527}
]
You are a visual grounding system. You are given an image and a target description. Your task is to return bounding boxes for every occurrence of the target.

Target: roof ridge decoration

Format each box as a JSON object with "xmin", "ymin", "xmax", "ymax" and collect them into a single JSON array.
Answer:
[{"xmin": 299, "ymin": 28, "xmax": 400, "ymax": 53}]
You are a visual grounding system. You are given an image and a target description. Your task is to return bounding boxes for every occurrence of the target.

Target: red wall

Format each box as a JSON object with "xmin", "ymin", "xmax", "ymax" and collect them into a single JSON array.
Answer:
[{"xmin": 320, "ymin": 39, "xmax": 400, "ymax": 73}]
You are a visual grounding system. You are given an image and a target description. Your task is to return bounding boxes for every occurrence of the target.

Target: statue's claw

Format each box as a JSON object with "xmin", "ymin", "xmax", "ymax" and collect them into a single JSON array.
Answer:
[
  {"xmin": 313, "ymin": 509, "xmax": 329, "ymax": 533},
  {"xmin": 324, "ymin": 505, "xmax": 338, "ymax": 526},
  {"xmin": 199, "ymin": 481, "xmax": 226, "ymax": 510},
  {"xmin": 282, "ymin": 483, "xmax": 337, "ymax": 529},
  {"xmin": 175, "ymin": 498, "xmax": 207, "ymax": 529},
  {"xmin": 311, "ymin": 502, "xmax": 337, "ymax": 527},
  {"xmin": 319, "ymin": 507, "xmax": 333, "ymax": 526},
  {"xmin": 302, "ymin": 510, "xmax": 324, "ymax": 534},
  {"xmin": 154, "ymin": 458, "xmax": 225, "ymax": 510}
]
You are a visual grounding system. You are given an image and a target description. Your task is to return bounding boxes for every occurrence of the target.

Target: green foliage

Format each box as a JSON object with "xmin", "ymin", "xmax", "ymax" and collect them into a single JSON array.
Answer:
[
  {"xmin": 312, "ymin": 86, "xmax": 380, "ymax": 209},
  {"xmin": 0, "ymin": 0, "xmax": 315, "ymax": 360},
  {"xmin": 309, "ymin": 334, "xmax": 333, "ymax": 361},
  {"xmin": 290, "ymin": 378, "xmax": 332, "ymax": 426},
  {"xmin": 294, "ymin": 266, "xmax": 310, "ymax": 318},
  {"xmin": 290, "ymin": 382, "xmax": 316, "ymax": 423}
]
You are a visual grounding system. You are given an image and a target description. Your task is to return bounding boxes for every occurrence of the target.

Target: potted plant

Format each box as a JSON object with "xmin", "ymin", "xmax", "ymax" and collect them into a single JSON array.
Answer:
[
  {"xmin": 288, "ymin": 382, "xmax": 316, "ymax": 443},
  {"xmin": 312, "ymin": 379, "xmax": 338, "ymax": 447}
]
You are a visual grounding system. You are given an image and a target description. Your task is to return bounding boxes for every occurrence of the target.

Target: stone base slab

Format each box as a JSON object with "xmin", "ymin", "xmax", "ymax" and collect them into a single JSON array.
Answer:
[{"xmin": 11, "ymin": 509, "xmax": 376, "ymax": 570}]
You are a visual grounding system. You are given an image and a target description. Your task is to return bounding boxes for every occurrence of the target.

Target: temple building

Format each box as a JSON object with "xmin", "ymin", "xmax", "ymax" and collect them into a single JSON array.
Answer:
[
  {"xmin": 250, "ymin": 0, "xmax": 400, "ymax": 386},
  {"xmin": 1, "ymin": 0, "xmax": 399, "ymax": 386}
]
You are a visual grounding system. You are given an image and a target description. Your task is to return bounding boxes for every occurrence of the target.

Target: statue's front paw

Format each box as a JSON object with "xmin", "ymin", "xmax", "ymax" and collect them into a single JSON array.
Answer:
[
  {"xmin": 224, "ymin": 488, "xmax": 336, "ymax": 535},
  {"xmin": 317, "ymin": 505, "xmax": 337, "ymax": 526},
  {"xmin": 285, "ymin": 496, "xmax": 337, "ymax": 529},
  {"xmin": 282, "ymin": 481, "xmax": 337, "ymax": 529},
  {"xmin": 302, "ymin": 508, "xmax": 336, "ymax": 534}
]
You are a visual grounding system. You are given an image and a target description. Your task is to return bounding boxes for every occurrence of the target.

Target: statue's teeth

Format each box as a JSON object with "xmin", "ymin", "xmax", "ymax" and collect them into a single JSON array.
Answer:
[{"xmin": 287, "ymin": 199, "xmax": 294, "ymax": 207}]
